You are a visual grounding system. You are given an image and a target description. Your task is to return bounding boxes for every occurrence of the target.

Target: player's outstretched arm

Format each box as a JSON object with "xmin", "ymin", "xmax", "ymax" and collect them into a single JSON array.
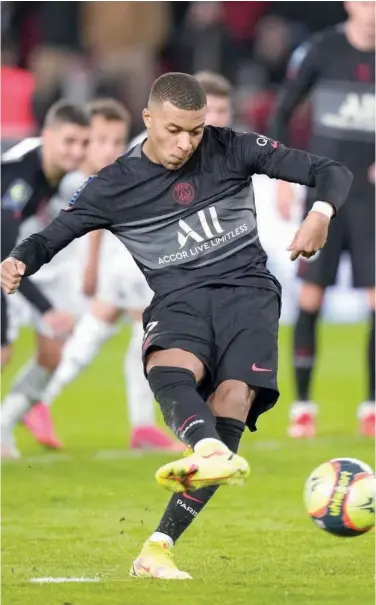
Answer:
[
  {"xmin": 0, "ymin": 175, "xmax": 113, "ymax": 294},
  {"xmin": 229, "ymin": 130, "xmax": 353, "ymax": 261}
]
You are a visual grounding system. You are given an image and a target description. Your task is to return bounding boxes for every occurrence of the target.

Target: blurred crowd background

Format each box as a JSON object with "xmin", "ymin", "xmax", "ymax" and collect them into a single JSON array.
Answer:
[{"xmin": 1, "ymin": 0, "xmax": 368, "ymax": 322}]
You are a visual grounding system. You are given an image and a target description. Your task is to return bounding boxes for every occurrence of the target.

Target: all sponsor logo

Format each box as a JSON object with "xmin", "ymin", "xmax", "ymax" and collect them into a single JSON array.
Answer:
[{"xmin": 158, "ymin": 206, "xmax": 248, "ymax": 266}]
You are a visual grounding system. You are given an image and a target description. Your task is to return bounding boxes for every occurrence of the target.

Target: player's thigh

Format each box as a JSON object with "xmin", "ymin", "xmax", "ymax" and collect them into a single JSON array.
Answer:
[
  {"xmin": 213, "ymin": 286, "xmax": 281, "ymax": 431},
  {"xmin": 347, "ymin": 207, "xmax": 375, "ymax": 289},
  {"xmin": 143, "ymin": 289, "xmax": 213, "ymax": 382},
  {"xmin": 298, "ymin": 213, "xmax": 345, "ymax": 287}
]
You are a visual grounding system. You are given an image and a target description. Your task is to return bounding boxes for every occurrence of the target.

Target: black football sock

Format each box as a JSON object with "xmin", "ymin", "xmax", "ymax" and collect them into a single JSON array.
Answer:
[
  {"xmin": 147, "ymin": 366, "xmax": 220, "ymax": 449},
  {"xmin": 293, "ymin": 309, "xmax": 320, "ymax": 401},
  {"xmin": 154, "ymin": 417, "xmax": 245, "ymax": 543},
  {"xmin": 367, "ymin": 311, "xmax": 375, "ymax": 401}
]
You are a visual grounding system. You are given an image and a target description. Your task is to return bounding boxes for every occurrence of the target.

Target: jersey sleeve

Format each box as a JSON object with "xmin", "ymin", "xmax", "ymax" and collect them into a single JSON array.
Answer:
[
  {"xmin": 10, "ymin": 174, "xmax": 114, "ymax": 276},
  {"xmin": 228, "ymin": 130, "xmax": 353, "ymax": 214},
  {"xmin": 268, "ymin": 34, "xmax": 323, "ymax": 143}
]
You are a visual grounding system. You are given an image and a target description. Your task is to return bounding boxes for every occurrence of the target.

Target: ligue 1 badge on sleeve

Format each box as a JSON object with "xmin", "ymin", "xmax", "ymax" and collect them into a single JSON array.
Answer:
[{"xmin": 69, "ymin": 175, "xmax": 96, "ymax": 207}]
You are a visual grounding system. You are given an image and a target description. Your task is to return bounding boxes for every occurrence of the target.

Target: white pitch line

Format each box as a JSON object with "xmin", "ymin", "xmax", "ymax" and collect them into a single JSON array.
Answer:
[
  {"xmin": 30, "ymin": 577, "xmax": 100, "ymax": 583},
  {"xmin": 3, "ymin": 435, "xmax": 364, "ymax": 465},
  {"xmin": 94, "ymin": 449, "xmax": 144, "ymax": 460},
  {"xmin": 21, "ymin": 453, "xmax": 73, "ymax": 464},
  {"xmin": 251, "ymin": 440, "xmax": 281, "ymax": 450}
]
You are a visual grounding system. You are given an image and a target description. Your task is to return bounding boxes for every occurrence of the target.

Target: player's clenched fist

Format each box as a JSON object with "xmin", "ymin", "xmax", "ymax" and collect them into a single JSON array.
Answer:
[
  {"xmin": 287, "ymin": 211, "xmax": 330, "ymax": 261},
  {"xmin": 0, "ymin": 257, "xmax": 26, "ymax": 294}
]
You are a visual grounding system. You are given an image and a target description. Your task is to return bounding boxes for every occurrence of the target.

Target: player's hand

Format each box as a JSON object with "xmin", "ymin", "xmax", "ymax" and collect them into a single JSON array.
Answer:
[
  {"xmin": 276, "ymin": 180, "xmax": 295, "ymax": 221},
  {"xmin": 287, "ymin": 211, "xmax": 330, "ymax": 261},
  {"xmin": 42, "ymin": 310, "xmax": 75, "ymax": 339},
  {"xmin": 0, "ymin": 257, "xmax": 26, "ymax": 294}
]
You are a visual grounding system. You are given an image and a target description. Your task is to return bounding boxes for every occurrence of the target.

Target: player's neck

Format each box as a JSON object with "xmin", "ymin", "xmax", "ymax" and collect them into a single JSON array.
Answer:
[
  {"xmin": 142, "ymin": 139, "xmax": 160, "ymax": 165},
  {"xmin": 345, "ymin": 21, "xmax": 375, "ymax": 52},
  {"xmin": 42, "ymin": 154, "xmax": 65, "ymax": 186}
]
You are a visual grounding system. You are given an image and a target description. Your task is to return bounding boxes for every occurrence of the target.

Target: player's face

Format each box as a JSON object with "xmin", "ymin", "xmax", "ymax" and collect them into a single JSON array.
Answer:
[
  {"xmin": 44, "ymin": 123, "xmax": 89, "ymax": 174},
  {"xmin": 143, "ymin": 102, "xmax": 206, "ymax": 170},
  {"xmin": 346, "ymin": 1, "xmax": 376, "ymax": 37},
  {"xmin": 205, "ymin": 94, "xmax": 232, "ymax": 128},
  {"xmin": 86, "ymin": 115, "xmax": 128, "ymax": 173}
]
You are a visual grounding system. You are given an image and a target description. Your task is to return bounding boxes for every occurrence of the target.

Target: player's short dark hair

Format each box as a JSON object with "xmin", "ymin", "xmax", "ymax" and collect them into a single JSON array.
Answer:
[
  {"xmin": 44, "ymin": 100, "xmax": 90, "ymax": 129},
  {"xmin": 87, "ymin": 98, "xmax": 131, "ymax": 127},
  {"xmin": 149, "ymin": 72, "xmax": 207, "ymax": 111},
  {"xmin": 194, "ymin": 71, "xmax": 233, "ymax": 99}
]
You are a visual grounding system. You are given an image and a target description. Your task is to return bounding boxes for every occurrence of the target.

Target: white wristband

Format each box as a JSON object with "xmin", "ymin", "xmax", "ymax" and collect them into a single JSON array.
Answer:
[{"xmin": 310, "ymin": 201, "xmax": 334, "ymax": 219}]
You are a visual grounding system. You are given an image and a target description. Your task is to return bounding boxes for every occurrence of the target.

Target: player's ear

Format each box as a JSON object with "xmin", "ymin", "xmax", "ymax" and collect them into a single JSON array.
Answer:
[
  {"xmin": 142, "ymin": 108, "xmax": 152, "ymax": 130},
  {"xmin": 41, "ymin": 126, "xmax": 51, "ymax": 146}
]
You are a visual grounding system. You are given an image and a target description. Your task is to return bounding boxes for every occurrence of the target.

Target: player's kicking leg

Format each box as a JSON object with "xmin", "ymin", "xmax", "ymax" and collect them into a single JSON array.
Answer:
[
  {"xmin": 131, "ymin": 288, "xmax": 253, "ymax": 579},
  {"xmin": 131, "ymin": 371, "xmax": 251, "ymax": 580}
]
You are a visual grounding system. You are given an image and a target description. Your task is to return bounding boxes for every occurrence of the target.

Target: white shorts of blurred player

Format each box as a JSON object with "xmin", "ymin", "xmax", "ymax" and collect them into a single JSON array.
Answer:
[{"xmin": 96, "ymin": 233, "xmax": 153, "ymax": 314}]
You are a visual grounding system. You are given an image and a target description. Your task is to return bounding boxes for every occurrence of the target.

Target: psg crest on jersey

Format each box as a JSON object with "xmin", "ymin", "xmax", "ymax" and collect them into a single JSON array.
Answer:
[{"xmin": 69, "ymin": 175, "xmax": 96, "ymax": 207}]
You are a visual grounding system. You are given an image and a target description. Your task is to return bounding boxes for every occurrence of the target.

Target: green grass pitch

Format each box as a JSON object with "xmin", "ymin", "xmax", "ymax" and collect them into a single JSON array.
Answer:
[{"xmin": 1, "ymin": 323, "xmax": 374, "ymax": 605}]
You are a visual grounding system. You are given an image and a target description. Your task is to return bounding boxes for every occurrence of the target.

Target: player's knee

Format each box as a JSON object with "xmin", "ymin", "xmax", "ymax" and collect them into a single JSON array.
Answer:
[
  {"xmin": 36, "ymin": 336, "xmax": 65, "ymax": 371},
  {"xmin": 299, "ymin": 283, "xmax": 324, "ymax": 312},
  {"xmin": 91, "ymin": 298, "xmax": 121, "ymax": 324},
  {"xmin": 146, "ymin": 348, "xmax": 205, "ymax": 383},
  {"xmin": 210, "ymin": 380, "xmax": 255, "ymax": 422}
]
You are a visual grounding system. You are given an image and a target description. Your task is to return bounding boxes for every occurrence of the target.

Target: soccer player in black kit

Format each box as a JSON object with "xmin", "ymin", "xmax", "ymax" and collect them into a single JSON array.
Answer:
[
  {"xmin": 1, "ymin": 73, "xmax": 352, "ymax": 578},
  {"xmin": 1, "ymin": 101, "xmax": 90, "ymax": 372},
  {"xmin": 269, "ymin": 1, "xmax": 375, "ymax": 438}
]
